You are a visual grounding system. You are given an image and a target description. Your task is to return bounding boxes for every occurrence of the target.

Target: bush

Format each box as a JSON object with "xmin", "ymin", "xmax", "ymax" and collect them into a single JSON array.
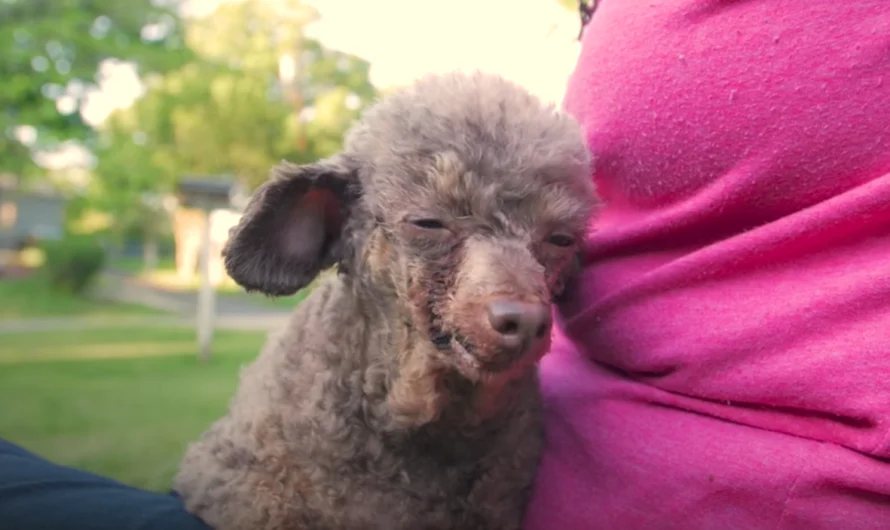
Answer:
[{"xmin": 41, "ymin": 236, "xmax": 107, "ymax": 294}]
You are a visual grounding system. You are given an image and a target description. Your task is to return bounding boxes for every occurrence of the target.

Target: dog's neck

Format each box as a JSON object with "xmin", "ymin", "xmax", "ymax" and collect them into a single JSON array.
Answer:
[{"xmin": 345, "ymin": 275, "xmax": 535, "ymax": 434}]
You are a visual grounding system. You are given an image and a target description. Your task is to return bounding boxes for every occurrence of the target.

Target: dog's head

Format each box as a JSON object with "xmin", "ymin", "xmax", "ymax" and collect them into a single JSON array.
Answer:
[{"xmin": 224, "ymin": 72, "xmax": 597, "ymax": 384}]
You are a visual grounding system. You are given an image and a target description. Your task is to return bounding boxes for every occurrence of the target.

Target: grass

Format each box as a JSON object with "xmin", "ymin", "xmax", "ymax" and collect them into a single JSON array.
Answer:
[
  {"xmin": 0, "ymin": 326, "xmax": 268, "ymax": 491},
  {"xmin": 227, "ymin": 286, "xmax": 310, "ymax": 310},
  {"xmin": 0, "ymin": 275, "xmax": 161, "ymax": 319},
  {"xmin": 139, "ymin": 269, "xmax": 309, "ymax": 310},
  {"xmin": 110, "ymin": 256, "xmax": 309, "ymax": 310},
  {"xmin": 112, "ymin": 255, "xmax": 177, "ymax": 275}
]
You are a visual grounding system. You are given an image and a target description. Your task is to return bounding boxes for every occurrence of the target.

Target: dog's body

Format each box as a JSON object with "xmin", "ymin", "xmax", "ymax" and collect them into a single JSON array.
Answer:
[
  {"xmin": 174, "ymin": 72, "xmax": 597, "ymax": 530},
  {"xmin": 175, "ymin": 278, "xmax": 544, "ymax": 530}
]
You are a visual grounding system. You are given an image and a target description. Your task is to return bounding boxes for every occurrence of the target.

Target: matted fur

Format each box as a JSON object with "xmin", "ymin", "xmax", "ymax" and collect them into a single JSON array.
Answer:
[{"xmin": 173, "ymin": 71, "xmax": 598, "ymax": 530}]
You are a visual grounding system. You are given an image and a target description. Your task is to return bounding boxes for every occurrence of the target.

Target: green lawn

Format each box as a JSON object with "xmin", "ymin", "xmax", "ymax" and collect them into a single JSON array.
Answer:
[
  {"xmin": 109, "ymin": 256, "xmax": 309, "ymax": 310},
  {"xmin": 0, "ymin": 326, "xmax": 268, "ymax": 491},
  {"xmin": 235, "ymin": 288, "xmax": 310, "ymax": 310},
  {"xmin": 111, "ymin": 255, "xmax": 177, "ymax": 274},
  {"xmin": 138, "ymin": 270, "xmax": 312, "ymax": 311},
  {"xmin": 0, "ymin": 276, "xmax": 160, "ymax": 319}
]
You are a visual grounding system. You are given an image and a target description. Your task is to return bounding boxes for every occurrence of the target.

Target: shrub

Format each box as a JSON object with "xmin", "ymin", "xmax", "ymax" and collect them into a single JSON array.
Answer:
[{"xmin": 41, "ymin": 235, "xmax": 107, "ymax": 294}]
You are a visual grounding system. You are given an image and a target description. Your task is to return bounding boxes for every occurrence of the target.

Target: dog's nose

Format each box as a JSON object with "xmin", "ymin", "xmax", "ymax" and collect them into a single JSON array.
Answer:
[{"xmin": 486, "ymin": 299, "xmax": 552, "ymax": 352}]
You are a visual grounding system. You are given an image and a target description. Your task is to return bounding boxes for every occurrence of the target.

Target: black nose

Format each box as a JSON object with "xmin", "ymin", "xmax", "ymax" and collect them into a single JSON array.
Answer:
[{"xmin": 486, "ymin": 299, "xmax": 552, "ymax": 352}]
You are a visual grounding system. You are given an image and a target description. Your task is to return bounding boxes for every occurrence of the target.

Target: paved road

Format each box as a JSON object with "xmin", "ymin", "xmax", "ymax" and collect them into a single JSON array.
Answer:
[
  {"xmin": 0, "ymin": 313, "xmax": 290, "ymax": 334},
  {"xmin": 96, "ymin": 270, "xmax": 293, "ymax": 318},
  {"xmin": 0, "ymin": 271, "xmax": 293, "ymax": 334}
]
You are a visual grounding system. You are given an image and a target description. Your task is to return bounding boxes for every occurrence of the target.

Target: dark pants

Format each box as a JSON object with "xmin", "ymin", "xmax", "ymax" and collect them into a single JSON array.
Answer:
[{"xmin": 0, "ymin": 438, "xmax": 211, "ymax": 530}]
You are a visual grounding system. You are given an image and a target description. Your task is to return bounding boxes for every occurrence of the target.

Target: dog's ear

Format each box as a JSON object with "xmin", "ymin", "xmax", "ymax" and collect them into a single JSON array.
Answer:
[{"xmin": 223, "ymin": 155, "xmax": 360, "ymax": 296}]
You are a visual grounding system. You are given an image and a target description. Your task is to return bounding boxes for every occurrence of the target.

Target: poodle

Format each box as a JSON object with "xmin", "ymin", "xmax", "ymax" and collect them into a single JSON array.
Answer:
[{"xmin": 173, "ymin": 70, "xmax": 597, "ymax": 530}]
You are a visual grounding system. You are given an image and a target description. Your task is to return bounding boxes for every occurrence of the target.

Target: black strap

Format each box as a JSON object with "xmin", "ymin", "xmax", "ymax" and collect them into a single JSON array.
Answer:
[{"xmin": 578, "ymin": 0, "xmax": 599, "ymax": 41}]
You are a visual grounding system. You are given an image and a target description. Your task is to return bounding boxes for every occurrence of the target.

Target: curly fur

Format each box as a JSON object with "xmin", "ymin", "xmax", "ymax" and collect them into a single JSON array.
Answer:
[{"xmin": 173, "ymin": 71, "xmax": 598, "ymax": 530}]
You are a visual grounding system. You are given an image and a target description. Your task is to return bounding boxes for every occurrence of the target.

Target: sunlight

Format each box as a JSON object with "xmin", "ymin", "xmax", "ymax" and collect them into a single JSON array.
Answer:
[
  {"xmin": 0, "ymin": 341, "xmax": 204, "ymax": 364},
  {"xmin": 78, "ymin": 0, "xmax": 580, "ymax": 129}
]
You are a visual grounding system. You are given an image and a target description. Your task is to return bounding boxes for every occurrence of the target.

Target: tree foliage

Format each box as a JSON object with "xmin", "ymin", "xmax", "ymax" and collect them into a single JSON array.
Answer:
[
  {"xmin": 558, "ymin": 0, "xmax": 583, "ymax": 12},
  {"xmin": 95, "ymin": 0, "xmax": 377, "ymax": 195},
  {"xmin": 4, "ymin": 0, "xmax": 378, "ymax": 249},
  {"xmin": 0, "ymin": 0, "xmax": 191, "ymax": 176}
]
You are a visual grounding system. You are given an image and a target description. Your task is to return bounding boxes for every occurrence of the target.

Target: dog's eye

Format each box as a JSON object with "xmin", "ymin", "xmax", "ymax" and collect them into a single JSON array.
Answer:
[
  {"xmin": 547, "ymin": 234, "xmax": 576, "ymax": 247},
  {"xmin": 408, "ymin": 218, "xmax": 447, "ymax": 230}
]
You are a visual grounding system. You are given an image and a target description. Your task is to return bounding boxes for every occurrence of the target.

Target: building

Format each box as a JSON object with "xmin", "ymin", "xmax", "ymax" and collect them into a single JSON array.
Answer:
[{"xmin": 0, "ymin": 175, "xmax": 66, "ymax": 251}]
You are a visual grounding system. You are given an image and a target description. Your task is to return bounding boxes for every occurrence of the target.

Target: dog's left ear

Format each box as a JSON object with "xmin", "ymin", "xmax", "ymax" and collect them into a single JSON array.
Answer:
[{"xmin": 223, "ymin": 155, "xmax": 360, "ymax": 296}]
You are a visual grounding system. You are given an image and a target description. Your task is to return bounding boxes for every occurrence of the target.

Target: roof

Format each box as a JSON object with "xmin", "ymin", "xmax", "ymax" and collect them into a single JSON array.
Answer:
[
  {"xmin": 177, "ymin": 175, "xmax": 249, "ymax": 211},
  {"xmin": 0, "ymin": 174, "xmax": 66, "ymax": 200}
]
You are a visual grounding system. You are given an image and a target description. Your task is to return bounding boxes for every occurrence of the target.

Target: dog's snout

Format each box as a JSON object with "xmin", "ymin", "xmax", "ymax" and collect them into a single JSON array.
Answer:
[{"xmin": 486, "ymin": 300, "xmax": 552, "ymax": 352}]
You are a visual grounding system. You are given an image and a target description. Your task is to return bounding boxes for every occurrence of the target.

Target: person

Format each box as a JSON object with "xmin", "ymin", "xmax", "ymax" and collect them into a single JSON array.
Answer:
[
  {"xmin": 2, "ymin": 1, "xmax": 889, "ymax": 528},
  {"xmin": 522, "ymin": 0, "xmax": 890, "ymax": 529},
  {"xmin": 0, "ymin": 438, "xmax": 210, "ymax": 529}
]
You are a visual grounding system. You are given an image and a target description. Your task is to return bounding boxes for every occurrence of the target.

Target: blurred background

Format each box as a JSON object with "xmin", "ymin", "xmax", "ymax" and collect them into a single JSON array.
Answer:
[{"xmin": 0, "ymin": 0, "xmax": 582, "ymax": 491}]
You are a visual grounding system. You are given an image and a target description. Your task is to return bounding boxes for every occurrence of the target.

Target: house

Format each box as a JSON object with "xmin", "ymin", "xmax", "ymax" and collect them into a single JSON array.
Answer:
[{"xmin": 0, "ymin": 175, "xmax": 67, "ymax": 251}]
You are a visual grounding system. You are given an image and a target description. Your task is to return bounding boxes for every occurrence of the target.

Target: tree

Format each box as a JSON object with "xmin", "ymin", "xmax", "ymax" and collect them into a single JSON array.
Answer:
[
  {"xmin": 89, "ymin": 0, "xmax": 377, "ymax": 276},
  {"xmin": 557, "ymin": 0, "xmax": 582, "ymax": 12},
  {"xmin": 0, "ymin": 0, "xmax": 191, "ymax": 178},
  {"xmin": 88, "ymin": 105, "xmax": 170, "ymax": 263},
  {"xmin": 98, "ymin": 0, "xmax": 377, "ymax": 190}
]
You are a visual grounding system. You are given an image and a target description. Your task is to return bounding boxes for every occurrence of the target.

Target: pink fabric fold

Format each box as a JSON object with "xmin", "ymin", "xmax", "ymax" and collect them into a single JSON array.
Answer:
[{"xmin": 524, "ymin": 1, "xmax": 890, "ymax": 528}]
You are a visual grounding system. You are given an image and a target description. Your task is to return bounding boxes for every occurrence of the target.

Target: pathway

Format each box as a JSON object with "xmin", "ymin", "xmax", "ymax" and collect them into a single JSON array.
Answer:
[
  {"xmin": 0, "ymin": 271, "xmax": 293, "ymax": 334},
  {"xmin": 96, "ymin": 270, "xmax": 292, "ymax": 318}
]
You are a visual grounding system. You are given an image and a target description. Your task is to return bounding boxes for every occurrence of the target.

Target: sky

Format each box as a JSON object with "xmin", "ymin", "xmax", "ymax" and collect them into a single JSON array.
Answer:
[
  {"xmin": 56, "ymin": 0, "xmax": 581, "ymax": 170},
  {"xmin": 303, "ymin": 0, "xmax": 580, "ymax": 98},
  {"xmin": 80, "ymin": 0, "xmax": 580, "ymax": 124}
]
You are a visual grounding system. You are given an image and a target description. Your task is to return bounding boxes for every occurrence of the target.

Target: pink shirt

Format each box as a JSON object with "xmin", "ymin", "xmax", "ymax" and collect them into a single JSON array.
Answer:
[{"xmin": 524, "ymin": 1, "xmax": 890, "ymax": 529}]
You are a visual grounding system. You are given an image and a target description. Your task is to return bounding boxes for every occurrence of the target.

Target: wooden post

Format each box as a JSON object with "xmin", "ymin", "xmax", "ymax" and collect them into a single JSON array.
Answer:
[
  {"xmin": 143, "ymin": 233, "xmax": 159, "ymax": 272},
  {"xmin": 196, "ymin": 209, "xmax": 215, "ymax": 362},
  {"xmin": 177, "ymin": 176, "xmax": 245, "ymax": 365}
]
